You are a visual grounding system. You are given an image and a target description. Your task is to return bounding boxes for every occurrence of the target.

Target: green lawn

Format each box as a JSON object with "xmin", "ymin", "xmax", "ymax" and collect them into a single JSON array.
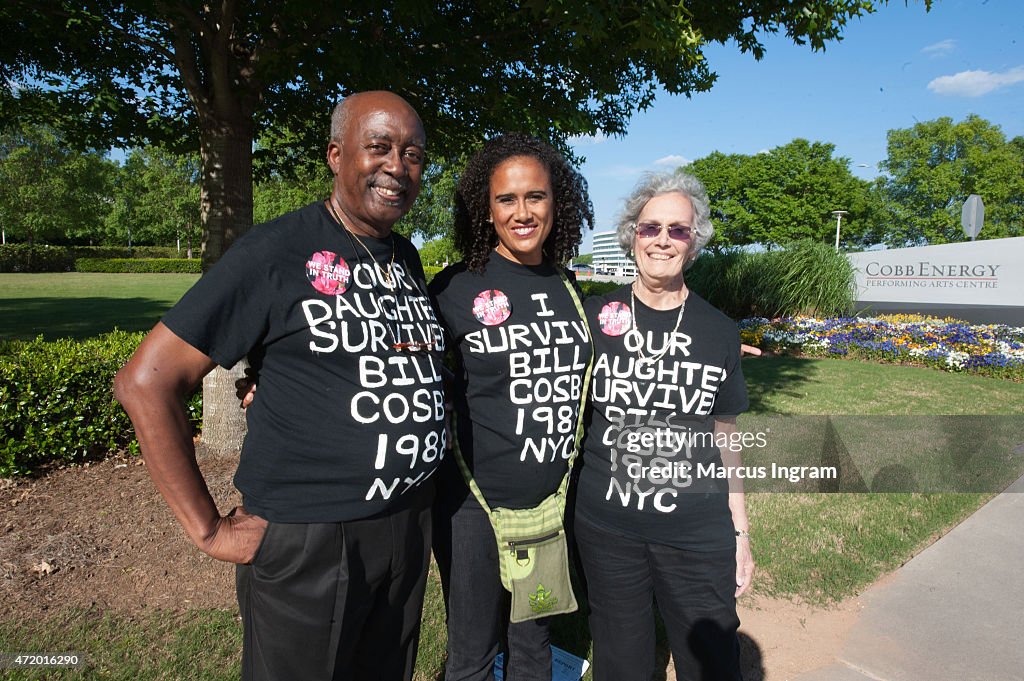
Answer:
[
  {"xmin": 739, "ymin": 355, "xmax": 1024, "ymax": 602},
  {"xmin": 3, "ymin": 274, "xmax": 1023, "ymax": 678},
  {"xmin": 0, "ymin": 272, "xmax": 198, "ymax": 340},
  {"xmin": 743, "ymin": 354, "xmax": 1024, "ymax": 415}
]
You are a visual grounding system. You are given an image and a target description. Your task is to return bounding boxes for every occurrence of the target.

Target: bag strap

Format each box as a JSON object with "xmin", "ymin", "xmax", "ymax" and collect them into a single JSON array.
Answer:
[
  {"xmin": 555, "ymin": 267, "xmax": 592, "ymax": 498},
  {"xmin": 452, "ymin": 267, "xmax": 593, "ymax": 515}
]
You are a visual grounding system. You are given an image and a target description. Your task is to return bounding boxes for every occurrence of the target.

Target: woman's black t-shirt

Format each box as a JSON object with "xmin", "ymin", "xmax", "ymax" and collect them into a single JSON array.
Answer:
[
  {"xmin": 429, "ymin": 252, "xmax": 592, "ymax": 509},
  {"xmin": 574, "ymin": 285, "xmax": 748, "ymax": 551}
]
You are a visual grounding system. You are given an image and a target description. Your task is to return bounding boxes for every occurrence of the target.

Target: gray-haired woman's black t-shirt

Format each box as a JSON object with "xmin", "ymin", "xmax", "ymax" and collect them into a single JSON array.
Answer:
[
  {"xmin": 429, "ymin": 252, "xmax": 592, "ymax": 510},
  {"xmin": 574, "ymin": 285, "xmax": 748, "ymax": 551}
]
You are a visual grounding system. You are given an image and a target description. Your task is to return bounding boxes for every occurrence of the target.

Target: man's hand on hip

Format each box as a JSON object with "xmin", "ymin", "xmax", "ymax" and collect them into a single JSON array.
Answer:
[{"xmin": 201, "ymin": 506, "xmax": 269, "ymax": 564}]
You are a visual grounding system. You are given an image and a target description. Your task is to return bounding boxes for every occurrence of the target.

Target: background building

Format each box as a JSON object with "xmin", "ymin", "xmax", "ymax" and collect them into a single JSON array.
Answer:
[{"xmin": 591, "ymin": 230, "xmax": 636, "ymax": 277}]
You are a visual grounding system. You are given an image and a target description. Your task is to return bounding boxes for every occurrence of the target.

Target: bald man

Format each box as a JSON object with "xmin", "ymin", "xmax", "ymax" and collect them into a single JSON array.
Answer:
[{"xmin": 115, "ymin": 91, "xmax": 447, "ymax": 680}]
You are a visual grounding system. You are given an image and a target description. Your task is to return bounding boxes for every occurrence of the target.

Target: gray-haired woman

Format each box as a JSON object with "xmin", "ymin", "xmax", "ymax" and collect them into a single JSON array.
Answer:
[{"xmin": 573, "ymin": 171, "xmax": 754, "ymax": 680}]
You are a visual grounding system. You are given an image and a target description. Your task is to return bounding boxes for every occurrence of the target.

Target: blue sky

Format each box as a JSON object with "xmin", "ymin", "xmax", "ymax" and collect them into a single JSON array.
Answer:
[{"xmin": 570, "ymin": 0, "xmax": 1024, "ymax": 255}]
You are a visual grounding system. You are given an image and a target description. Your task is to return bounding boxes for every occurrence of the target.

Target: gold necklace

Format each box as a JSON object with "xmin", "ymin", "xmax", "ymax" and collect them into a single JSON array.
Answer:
[{"xmin": 325, "ymin": 197, "xmax": 397, "ymax": 289}]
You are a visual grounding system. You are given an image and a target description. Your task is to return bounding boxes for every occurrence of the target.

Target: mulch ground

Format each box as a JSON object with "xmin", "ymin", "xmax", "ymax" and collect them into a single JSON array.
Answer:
[{"xmin": 0, "ymin": 450, "xmax": 240, "ymax": 620}]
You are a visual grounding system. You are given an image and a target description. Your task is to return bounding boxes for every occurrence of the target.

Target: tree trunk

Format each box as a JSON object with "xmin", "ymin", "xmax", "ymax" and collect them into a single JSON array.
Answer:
[
  {"xmin": 198, "ymin": 118, "xmax": 254, "ymax": 456},
  {"xmin": 200, "ymin": 119, "xmax": 254, "ymax": 268},
  {"xmin": 200, "ymin": 358, "xmax": 249, "ymax": 456}
]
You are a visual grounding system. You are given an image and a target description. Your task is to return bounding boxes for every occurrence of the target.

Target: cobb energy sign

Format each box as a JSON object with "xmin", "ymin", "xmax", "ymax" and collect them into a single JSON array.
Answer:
[{"xmin": 848, "ymin": 238, "xmax": 1024, "ymax": 324}]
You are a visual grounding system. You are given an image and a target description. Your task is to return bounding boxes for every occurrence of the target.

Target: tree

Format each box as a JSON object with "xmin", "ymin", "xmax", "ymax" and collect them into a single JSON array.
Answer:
[
  {"xmin": 0, "ymin": 124, "xmax": 113, "ymax": 245},
  {"xmin": 418, "ymin": 236, "xmax": 461, "ymax": 268},
  {"xmin": 3, "ymin": 1, "xmax": 887, "ymax": 261},
  {"xmin": 689, "ymin": 139, "xmax": 877, "ymax": 249},
  {"xmin": 253, "ymin": 166, "xmax": 331, "ymax": 227},
  {"xmin": 878, "ymin": 115, "xmax": 1024, "ymax": 245},
  {"xmin": 107, "ymin": 147, "xmax": 201, "ymax": 252},
  {"xmin": 394, "ymin": 161, "xmax": 459, "ymax": 243},
  {"xmin": 687, "ymin": 151, "xmax": 755, "ymax": 248},
  {"xmin": 1, "ymin": 0, "xmax": 887, "ymax": 452}
]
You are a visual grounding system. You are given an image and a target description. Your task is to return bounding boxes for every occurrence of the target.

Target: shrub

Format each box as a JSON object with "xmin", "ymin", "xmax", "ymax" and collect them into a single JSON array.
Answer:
[
  {"xmin": 75, "ymin": 258, "xmax": 201, "ymax": 273},
  {"xmin": 0, "ymin": 331, "xmax": 201, "ymax": 476},
  {"xmin": 578, "ymin": 280, "xmax": 621, "ymax": 298},
  {"xmin": 0, "ymin": 244, "xmax": 74, "ymax": 273},
  {"xmin": 758, "ymin": 240, "xmax": 855, "ymax": 318},
  {"xmin": 0, "ymin": 245, "xmax": 192, "ymax": 273},
  {"xmin": 688, "ymin": 242, "xmax": 854, "ymax": 319},
  {"xmin": 687, "ymin": 250, "xmax": 761, "ymax": 319},
  {"xmin": 67, "ymin": 245, "xmax": 181, "ymax": 259},
  {"xmin": 423, "ymin": 265, "xmax": 443, "ymax": 282}
]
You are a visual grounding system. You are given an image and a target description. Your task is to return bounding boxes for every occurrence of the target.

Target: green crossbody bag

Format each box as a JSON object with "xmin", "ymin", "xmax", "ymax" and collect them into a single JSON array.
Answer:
[{"xmin": 452, "ymin": 270, "xmax": 592, "ymax": 623}]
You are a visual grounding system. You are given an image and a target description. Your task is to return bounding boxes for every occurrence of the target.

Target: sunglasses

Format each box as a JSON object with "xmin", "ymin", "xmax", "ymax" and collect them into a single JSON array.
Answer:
[
  {"xmin": 634, "ymin": 222, "xmax": 692, "ymax": 241},
  {"xmin": 391, "ymin": 340, "xmax": 440, "ymax": 353}
]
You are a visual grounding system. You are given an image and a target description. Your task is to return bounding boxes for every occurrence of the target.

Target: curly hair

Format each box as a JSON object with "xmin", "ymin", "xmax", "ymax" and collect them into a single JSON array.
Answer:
[
  {"xmin": 453, "ymin": 133, "xmax": 594, "ymax": 272},
  {"xmin": 615, "ymin": 171, "xmax": 714, "ymax": 269}
]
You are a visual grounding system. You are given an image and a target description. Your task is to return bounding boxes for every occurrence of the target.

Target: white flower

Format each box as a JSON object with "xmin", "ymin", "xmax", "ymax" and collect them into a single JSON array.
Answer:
[
  {"xmin": 945, "ymin": 351, "xmax": 969, "ymax": 370},
  {"xmin": 995, "ymin": 341, "xmax": 1024, "ymax": 358}
]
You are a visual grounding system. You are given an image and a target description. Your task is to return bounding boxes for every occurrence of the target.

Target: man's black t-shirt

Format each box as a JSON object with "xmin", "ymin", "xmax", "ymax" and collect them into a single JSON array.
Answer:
[
  {"xmin": 429, "ymin": 253, "xmax": 592, "ymax": 509},
  {"xmin": 574, "ymin": 285, "xmax": 748, "ymax": 551},
  {"xmin": 162, "ymin": 202, "xmax": 446, "ymax": 523}
]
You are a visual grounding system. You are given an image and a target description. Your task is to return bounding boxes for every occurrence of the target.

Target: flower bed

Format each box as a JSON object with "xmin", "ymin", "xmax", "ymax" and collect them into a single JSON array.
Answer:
[{"xmin": 739, "ymin": 314, "xmax": 1024, "ymax": 380}]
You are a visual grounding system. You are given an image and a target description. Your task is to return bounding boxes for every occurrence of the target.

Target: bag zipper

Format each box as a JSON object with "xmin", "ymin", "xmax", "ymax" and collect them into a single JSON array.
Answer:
[{"xmin": 508, "ymin": 531, "xmax": 560, "ymax": 551}]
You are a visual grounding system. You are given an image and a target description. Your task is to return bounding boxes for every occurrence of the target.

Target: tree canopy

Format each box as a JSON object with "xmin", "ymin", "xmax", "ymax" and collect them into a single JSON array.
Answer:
[
  {"xmin": 0, "ymin": 125, "xmax": 114, "ymax": 245},
  {"xmin": 688, "ymin": 139, "xmax": 877, "ymax": 249},
  {"xmin": 3, "ymin": 0, "xmax": 884, "ymax": 268},
  {"xmin": 107, "ymin": 147, "xmax": 201, "ymax": 253},
  {"xmin": 417, "ymin": 236, "xmax": 461, "ymax": 268},
  {"xmin": 878, "ymin": 115, "xmax": 1024, "ymax": 245}
]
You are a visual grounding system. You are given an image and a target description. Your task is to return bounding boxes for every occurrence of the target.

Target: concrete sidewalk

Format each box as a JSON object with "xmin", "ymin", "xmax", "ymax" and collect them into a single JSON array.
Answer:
[{"xmin": 795, "ymin": 474, "xmax": 1024, "ymax": 681}]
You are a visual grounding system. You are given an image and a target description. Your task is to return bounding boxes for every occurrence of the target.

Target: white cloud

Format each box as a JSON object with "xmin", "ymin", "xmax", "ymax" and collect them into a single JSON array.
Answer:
[
  {"xmin": 569, "ymin": 132, "xmax": 607, "ymax": 147},
  {"xmin": 927, "ymin": 66, "xmax": 1024, "ymax": 97},
  {"xmin": 653, "ymin": 154, "xmax": 691, "ymax": 167},
  {"xmin": 594, "ymin": 164, "xmax": 645, "ymax": 179},
  {"xmin": 921, "ymin": 39, "xmax": 956, "ymax": 56}
]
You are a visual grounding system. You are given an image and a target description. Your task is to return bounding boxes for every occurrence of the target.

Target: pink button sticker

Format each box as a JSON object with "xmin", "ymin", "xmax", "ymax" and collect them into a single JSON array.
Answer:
[
  {"xmin": 472, "ymin": 290, "xmax": 512, "ymax": 326},
  {"xmin": 306, "ymin": 250, "xmax": 351, "ymax": 295},
  {"xmin": 598, "ymin": 301, "xmax": 632, "ymax": 336}
]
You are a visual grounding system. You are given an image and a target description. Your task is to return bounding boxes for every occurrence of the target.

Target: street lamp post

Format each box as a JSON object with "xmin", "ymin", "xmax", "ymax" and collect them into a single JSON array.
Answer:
[{"xmin": 831, "ymin": 210, "xmax": 848, "ymax": 252}]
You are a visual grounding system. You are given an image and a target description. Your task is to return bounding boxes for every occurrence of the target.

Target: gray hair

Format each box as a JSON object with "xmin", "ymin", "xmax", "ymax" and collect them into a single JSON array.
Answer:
[
  {"xmin": 329, "ymin": 99, "xmax": 348, "ymax": 143},
  {"xmin": 615, "ymin": 171, "xmax": 714, "ymax": 267}
]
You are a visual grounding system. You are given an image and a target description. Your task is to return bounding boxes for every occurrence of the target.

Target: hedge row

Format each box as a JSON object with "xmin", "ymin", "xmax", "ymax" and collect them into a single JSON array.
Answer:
[
  {"xmin": 68, "ymin": 245, "xmax": 181, "ymax": 259},
  {"xmin": 0, "ymin": 332, "xmax": 201, "ymax": 476},
  {"xmin": 0, "ymin": 244, "xmax": 75, "ymax": 272},
  {"xmin": 1, "ymin": 245, "xmax": 197, "ymax": 273},
  {"xmin": 75, "ymin": 258, "xmax": 202, "ymax": 273}
]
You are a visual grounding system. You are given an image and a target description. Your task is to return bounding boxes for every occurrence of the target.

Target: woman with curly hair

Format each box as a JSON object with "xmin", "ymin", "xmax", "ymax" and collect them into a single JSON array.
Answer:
[{"xmin": 428, "ymin": 133, "xmax": 594, "ymax": 681}]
